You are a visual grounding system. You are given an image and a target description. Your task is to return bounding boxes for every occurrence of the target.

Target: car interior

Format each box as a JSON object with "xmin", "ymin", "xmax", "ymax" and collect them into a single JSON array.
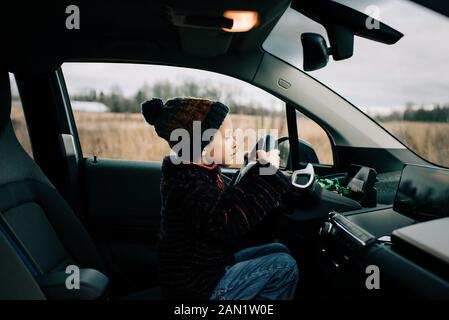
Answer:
[{"xmin": 1, "ymin": 0, "xmax": 449, "ymax": 300}]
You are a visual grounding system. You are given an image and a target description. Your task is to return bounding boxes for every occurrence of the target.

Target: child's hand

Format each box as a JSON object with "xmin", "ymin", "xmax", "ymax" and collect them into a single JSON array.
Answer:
[{"xmin": 256, "ymin": 150, "xmax": 280, "ymax": 169}]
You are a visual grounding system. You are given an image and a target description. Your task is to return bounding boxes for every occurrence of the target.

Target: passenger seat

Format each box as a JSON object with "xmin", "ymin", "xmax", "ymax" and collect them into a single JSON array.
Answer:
[{"xmin": 0, "ymin": 71, "xmax": 159, "ymax": 300}]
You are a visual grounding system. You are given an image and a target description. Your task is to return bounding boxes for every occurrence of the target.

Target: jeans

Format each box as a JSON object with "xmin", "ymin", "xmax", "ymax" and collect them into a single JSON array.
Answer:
[{"xmin": 210, "ymin": 243, "xmax": 298, "ymax": 300}]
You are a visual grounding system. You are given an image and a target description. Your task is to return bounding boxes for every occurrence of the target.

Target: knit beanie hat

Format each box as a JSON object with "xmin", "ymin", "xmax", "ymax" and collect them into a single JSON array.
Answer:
[{"xmin": 142, "ymin": 97, "xmax": 230, "ymax": 161}]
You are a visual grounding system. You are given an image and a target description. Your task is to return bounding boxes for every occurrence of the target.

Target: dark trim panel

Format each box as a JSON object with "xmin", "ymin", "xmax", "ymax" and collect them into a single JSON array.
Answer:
[
  {"xmin": 286, "ymin": 103, "xmax": 300, "ymax": 170},
  {"xmin": 15, "ymin": 72, "xmax": 69, "ymax": 191},
  {"xmin": 336, "ymin": 146, "xmax": 428, "ymax": 173}
]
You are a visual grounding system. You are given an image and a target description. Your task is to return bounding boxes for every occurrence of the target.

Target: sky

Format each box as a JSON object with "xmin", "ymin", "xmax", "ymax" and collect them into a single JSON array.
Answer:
[
  {"xmin": 11, "ymin": 0, "xmax": 449, "ymax": 113},
  {"xmin": 61, "ymin": 63, "xmax": 285, "ymax": 111}
]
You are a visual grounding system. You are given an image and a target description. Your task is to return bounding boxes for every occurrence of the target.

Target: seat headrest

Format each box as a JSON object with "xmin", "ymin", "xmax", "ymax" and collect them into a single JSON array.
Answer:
[{"xmin": 0, "ymin": 72, "xmax": 12, "ymax": 130}]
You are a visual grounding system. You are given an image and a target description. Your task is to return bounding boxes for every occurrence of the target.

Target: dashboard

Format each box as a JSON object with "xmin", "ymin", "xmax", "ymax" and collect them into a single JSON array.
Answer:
[
  {"xmin": 317, "ymin": 164, "xmax": 449, "ymax": 298},
  {"xmin": 246, "ymin": 162, "xmax": 449, "ymax": 298},
  {"xmin": 394, "ymin": 164, "xmax": 449, "ymax": 221}
]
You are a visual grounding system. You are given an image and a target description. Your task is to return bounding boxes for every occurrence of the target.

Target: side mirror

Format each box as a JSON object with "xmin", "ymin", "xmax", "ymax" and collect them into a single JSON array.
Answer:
[
  {"xmin": 278, "ymin": 137, "xmax": 291, "ymax": 170},
  {"xmin": 277, "ymin": 137, "xmax": 320, "ymax": 170},
  {"xmin": 301, "ymin": 33, "xmax": 330, "ymax": 71}
]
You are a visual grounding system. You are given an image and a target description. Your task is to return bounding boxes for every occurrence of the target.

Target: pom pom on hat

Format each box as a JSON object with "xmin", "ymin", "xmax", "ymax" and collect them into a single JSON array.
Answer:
[{"xmin": 142, "ymin": 98, "xmax": 164, "ymax": 125}]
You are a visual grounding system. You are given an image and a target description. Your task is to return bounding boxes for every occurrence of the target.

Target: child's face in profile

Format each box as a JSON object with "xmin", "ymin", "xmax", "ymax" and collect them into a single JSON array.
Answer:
[{"xmin": 202, "ymin": 115, "xmax": 237, "ymax": 167}]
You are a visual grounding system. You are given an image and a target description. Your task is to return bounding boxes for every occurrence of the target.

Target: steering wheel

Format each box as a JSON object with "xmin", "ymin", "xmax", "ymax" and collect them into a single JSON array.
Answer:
[{"xmin": 231, "ymin": 134, "xmax": 276, "ymax": 186}]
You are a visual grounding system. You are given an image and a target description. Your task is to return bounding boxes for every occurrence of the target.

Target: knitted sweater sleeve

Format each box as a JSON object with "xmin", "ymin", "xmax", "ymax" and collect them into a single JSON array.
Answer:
[{"xmin": 182, "ymin": 163, "xmax": 291, "ymax": 242}]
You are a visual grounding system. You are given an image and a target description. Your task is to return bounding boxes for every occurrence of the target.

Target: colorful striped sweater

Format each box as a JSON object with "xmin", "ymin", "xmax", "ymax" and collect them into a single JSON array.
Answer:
[{"xmin": 157, "ymin": 156, "xmax": 291, "ymax": 300}]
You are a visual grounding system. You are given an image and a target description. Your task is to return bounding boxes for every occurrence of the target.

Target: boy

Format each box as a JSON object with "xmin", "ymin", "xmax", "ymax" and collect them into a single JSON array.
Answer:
[{"xmin": 142, "ymin": 97, "xmax": 298, "ymax": 300}]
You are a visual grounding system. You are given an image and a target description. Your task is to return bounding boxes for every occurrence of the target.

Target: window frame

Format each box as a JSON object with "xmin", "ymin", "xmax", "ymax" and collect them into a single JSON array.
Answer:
[{"xmin": 284, "ymin": 103, "xmax": 337, "ymax": 171}]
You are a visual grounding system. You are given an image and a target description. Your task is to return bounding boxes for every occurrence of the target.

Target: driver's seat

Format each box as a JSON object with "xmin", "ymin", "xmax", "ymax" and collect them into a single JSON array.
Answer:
[{"xmin": 0, "ymin": 72, "xmax": 159, "ymax": 300}]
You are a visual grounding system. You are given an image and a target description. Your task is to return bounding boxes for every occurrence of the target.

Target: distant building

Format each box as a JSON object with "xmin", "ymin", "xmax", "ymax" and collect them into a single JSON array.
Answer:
[{"xmin": 71, "ymin": 101, "xmax": 109, "ymax": 112}]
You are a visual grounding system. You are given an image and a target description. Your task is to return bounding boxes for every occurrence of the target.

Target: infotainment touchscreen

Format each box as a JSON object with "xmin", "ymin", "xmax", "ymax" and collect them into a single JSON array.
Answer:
[{"xmin": 394, "ymin": 164, "xmax": 449, "ymax": 221}]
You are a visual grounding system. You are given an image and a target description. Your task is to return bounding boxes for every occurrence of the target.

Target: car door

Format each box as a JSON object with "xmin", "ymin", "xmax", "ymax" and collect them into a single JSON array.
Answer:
[{"xmin": 59, "ymin": 62, "xmax": 336, "ymax": 292}]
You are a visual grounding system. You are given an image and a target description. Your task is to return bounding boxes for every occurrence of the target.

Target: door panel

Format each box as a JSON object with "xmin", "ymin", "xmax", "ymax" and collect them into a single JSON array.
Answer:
[
  {"xmin": 84, "ymin": 158, "xmax": 162, "ymax": 219},
  {"xmin": 83, "ymin": 157, "xmax": 162, "ymax": 291}
]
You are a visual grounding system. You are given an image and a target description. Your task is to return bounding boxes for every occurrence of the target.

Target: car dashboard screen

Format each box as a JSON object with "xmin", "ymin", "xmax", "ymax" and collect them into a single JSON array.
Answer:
[{"xmin": 394, "ymin": 165, "xmax": 449, "ymax": 221}]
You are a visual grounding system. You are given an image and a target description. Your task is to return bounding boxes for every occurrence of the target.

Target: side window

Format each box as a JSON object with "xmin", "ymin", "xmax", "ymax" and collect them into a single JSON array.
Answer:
[
  {"xmin": 62, "ymin": 63, "xmax": 333, "ymax": 166},
  {"xmin": 296, "ymin": 110, "xmax": 333, "ymax": 165},
  {"xmin": 278, "ymin": 110, "xmax": 334, "ymax": 169},
  {"xmin": 229, "ymin": 104, "xmax": 286, "ymax": 168},
  {"xmin": 62, "ymin": 63, "xmax": 284, "ymax": 162},
  {"xmin": 9, "ymin": 73, "xmax": 33, "ymax": 158}
]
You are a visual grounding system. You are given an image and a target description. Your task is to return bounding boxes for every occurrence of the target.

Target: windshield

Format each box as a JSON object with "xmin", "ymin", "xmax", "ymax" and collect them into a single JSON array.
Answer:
[{"xmin": 263, "ymin": 0, "xmax": 449, "ymax": 168}]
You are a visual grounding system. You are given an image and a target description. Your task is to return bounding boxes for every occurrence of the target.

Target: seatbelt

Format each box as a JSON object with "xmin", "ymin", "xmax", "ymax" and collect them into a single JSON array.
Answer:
[{"xmin": 0, "ymin": 211, "xmax": 40, "ymax": 276}]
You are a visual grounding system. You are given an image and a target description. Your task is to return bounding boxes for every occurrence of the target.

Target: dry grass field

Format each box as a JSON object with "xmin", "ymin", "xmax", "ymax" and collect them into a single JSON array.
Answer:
[
  {"xmin": 69, "ymin": 111, "xmax": 334, "ymax": 166},
  {"xmin": 10, "ymin": 105, "xmax": 449, "ymax": 168},
  {"xmin": 382, "ymin": 121, "xmax": 449, "ymax": 167}
]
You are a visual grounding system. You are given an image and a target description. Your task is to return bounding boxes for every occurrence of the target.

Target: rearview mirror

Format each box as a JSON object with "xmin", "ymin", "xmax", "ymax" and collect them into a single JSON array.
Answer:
[
  {"xmin": 293, "ymin": 0, "xmax": 403, "ymax": 62},
  {"xmin": 301, "ymin": 33, "xmax": 330, "ymax": 71}
]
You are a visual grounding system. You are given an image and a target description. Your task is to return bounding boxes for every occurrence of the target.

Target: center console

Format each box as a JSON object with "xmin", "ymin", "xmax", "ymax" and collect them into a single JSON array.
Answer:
[{"xmin": 284, "ymin": 164, "xmax": 381, "ymax": 221}]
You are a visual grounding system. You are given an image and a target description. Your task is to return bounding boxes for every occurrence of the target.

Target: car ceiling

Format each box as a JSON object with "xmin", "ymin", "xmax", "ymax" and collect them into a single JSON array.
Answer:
[
  {"xmin": 2, "ymin": 0, "xmax": 290, "ymax": 74},
  {"xmin": 2, "ymin": 0, "xmax": 448, "ymax": 75}
]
